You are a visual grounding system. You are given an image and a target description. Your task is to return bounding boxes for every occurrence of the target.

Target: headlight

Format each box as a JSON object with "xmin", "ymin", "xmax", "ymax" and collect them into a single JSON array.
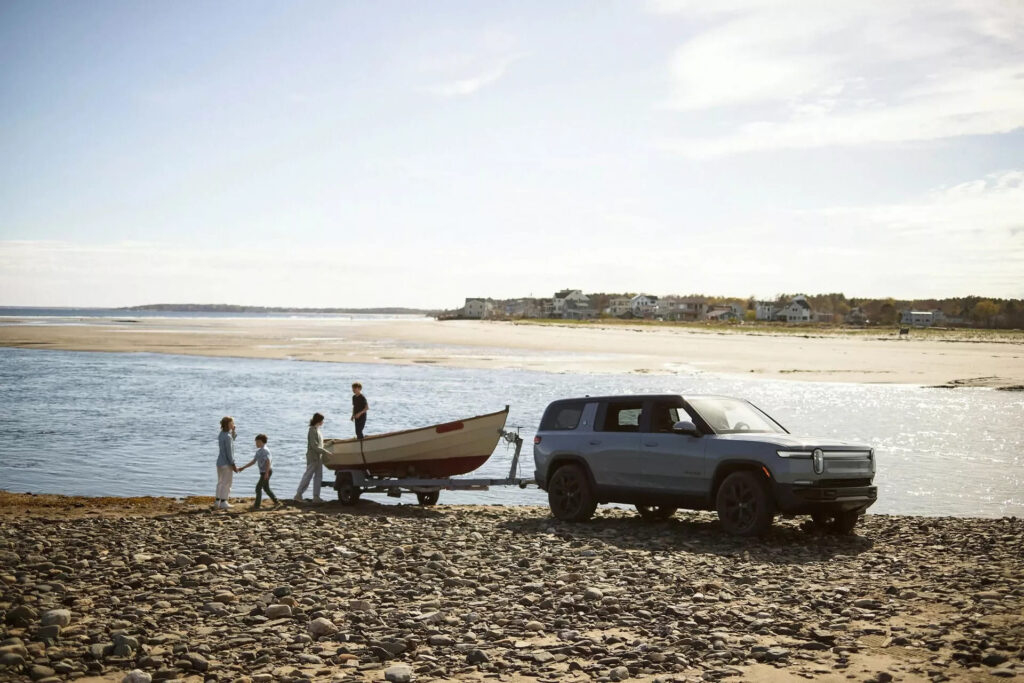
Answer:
[
  {"xmin": 812, "ymin": 448, "xmax": 824, "ymax": 474},
  {"xmin": 776, "ymin": 450, "xmax": 812, "ymax": 458}
]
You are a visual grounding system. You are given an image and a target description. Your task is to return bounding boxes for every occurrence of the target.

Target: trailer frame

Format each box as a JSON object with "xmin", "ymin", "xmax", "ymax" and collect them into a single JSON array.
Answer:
[{"xmin": 326, "ymin": 427, "xmax": 533, "ymax": 505}]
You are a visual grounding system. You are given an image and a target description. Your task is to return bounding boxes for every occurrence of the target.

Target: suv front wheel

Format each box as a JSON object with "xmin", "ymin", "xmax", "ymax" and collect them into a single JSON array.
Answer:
[
  {"xmin": 715, "ymin": 471, "xmax": 774, "ymax": 536},
  {"xmin": 547, "ymin": 463, "xmax": 597, "ymax": 522}
]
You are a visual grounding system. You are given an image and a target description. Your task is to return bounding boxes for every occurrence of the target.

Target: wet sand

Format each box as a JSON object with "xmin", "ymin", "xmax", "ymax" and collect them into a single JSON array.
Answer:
[{"xmin": 1, "ymin": 317, "xmax": 1022, "ymax": 389}]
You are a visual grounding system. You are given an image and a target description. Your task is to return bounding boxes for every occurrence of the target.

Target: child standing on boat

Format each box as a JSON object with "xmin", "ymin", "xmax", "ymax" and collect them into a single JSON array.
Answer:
[
  {"xmin": 351, "ymin": 382, "xmax": 369, "ymax": 439},
  {"xmin": 239, "ymin": 434, "xmax": 278, "ymax": 509}
]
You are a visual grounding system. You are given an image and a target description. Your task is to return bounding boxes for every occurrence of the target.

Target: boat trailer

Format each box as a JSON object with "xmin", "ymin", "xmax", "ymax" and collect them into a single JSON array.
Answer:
[{"xmin": 326, "ymin": 428, "xmax": 533, "ymax": 506}]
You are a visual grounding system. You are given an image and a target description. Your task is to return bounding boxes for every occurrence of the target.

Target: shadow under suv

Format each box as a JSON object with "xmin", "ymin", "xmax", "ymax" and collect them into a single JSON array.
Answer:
[{"xmin": 533, "ymin": 394, "xmax": 877, "ymax": 536}]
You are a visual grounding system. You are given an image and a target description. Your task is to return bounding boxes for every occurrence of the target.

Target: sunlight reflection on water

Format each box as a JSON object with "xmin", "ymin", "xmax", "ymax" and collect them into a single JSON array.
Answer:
[{"xmin": 0, "ymin": 347, "xmax": 1020, "ymax": 517}]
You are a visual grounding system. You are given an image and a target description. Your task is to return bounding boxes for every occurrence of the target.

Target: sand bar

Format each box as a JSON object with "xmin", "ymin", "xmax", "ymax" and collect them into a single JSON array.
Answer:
[{"xmin": 1, "ymin": 317, "xmax": 1022, "ymax": 388}]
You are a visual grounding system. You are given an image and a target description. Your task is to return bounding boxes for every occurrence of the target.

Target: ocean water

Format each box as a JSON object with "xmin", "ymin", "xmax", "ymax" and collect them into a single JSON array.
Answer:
[
  {"xmin": 0, "ymin": 307, "xmax": 423, "ymax": 322},
  {"xmin": 0, "ymin": 347, "xmax": 1021, "ymax": 517}
]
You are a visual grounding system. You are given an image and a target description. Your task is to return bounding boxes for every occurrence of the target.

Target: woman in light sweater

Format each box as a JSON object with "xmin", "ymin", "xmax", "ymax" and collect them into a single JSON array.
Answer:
[
  {"xmin": 295, "ymin": 412, "xmax": 332, "ymax": 503},
  {"xmin": 216, "ymin": 416, "xmax": 239, "ymax": 510}
]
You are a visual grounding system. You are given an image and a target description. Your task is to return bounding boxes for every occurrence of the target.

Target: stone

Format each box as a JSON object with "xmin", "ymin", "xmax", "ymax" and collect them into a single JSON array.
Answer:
[
  {"xmin": 0, "ymin": 551, "xmax": 20, "ymax": 565},
  {"xmin": 349, "ymin": 600, "xmax": 373, "ymax": 612},
  {"xmin": 765, "ymin": 647, "xmax": 789, "ymax": 661},
  {"xmin": 583, "ymin": 587, "xmax": 604, "ymax": 601},
  {"xmin": 427, "ymin": 635, "xmax": 454, "ymax": 646},
  {"xmin": 525, "ymin": 620, "xmax": 544, "ymax": 631},
  {"xmin": 385, "ymin": 664, "xmax": 413, "ymax": 683},
  {"xmin": 0, "ymin": 652, "xmax": 25, "ymax": 667},
  {"xmin": 113, "ymin": 634, "xmax": 140, "ymax": 658},
  {"xmin": 6, "ymin": 605, "xmax": 37, "ymax": 627},
  {"xmin": 40, "ymin": 609, "xmax": 72, "ymax": 627},
  {"xmin": 308, "ymin": 617, "xmax": 338, "ymax": 638},
  {"xmin": 467, "ymin": 649, "xmax": 490, "ymax": 664},
  {"xmin": 29, "ymin": 665, "xmax": 56, "ymax": 681},
  {"xmin": 610, "ymin": 666, "xmax": 630, "ymax": 681},
  {"xmin": 36, "ymin": 624, "xmax": 62, "ymax": 641},
  {"xmin": 982, "ymin": 653, "xmax": 1009, "ymax": 667},
  {"xmin": 183, "ymin": 653, "xmax": 208, "ymax": 672},
  {"xmin": 123, "ymin": 670, "xmax": 153, "ymax": 683},
  {"xmin": 265, "ymin": 604, "xmax": 292, "ymax": 618}
]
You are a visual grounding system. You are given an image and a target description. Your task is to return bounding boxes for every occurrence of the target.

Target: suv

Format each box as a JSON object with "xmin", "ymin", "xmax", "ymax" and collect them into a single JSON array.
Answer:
[{"xmin": 533, "ymin": 394, "xmax": 877, "ymax": 536}]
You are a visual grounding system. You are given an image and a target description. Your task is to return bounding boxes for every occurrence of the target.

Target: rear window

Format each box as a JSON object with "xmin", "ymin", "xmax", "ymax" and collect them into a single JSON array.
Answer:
[{"xmin": 541, "ymin": 404, "xmax": 584, "ymax": 431}]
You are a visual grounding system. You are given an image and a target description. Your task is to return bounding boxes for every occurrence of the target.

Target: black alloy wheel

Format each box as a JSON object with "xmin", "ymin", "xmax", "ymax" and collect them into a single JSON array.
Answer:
[
  {"xmin": 715, "ymin": 471, "xmax": 774, "ymax": 536},
  {"xmin": 547, "ymin": 464, "xmax": 597, "ymax": 522}
]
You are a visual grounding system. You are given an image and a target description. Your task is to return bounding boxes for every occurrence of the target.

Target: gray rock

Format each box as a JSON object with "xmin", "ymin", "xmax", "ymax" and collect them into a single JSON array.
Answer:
[
  {"xmin": 525, "ymin": 620, "xmax": 544, "ymax": 631},
  {"xmin": 265, "ymin": 604, "xmax": 292, "ymax": 618},
  {"xmin": 765, "ymin": 647, "xmax": 789, "ymax": 661},
  {"xmin": 0, "ymin": 551, "xmax": 20, "ymax": 566},
  {"xmin": 113, "ymin": 634, "xmax": 140, "ymax": 658},
  {"xmin": 183, "ymin": 652, "xmax": 209, "ymax": 672},
  {"xmin": 40, "ymin": 609, "xmax": 72, "ymax": 627},
  {"xmin": 349, "ymin": 600, "xmax": 373, "ymax": 612},
  {"xmin": 308, "ymin": 617, "xmax": 337, "ymax": 638},
  {"xmin": 0, "ymin": 651, "xmax": 25, "ymax": 667},
  {"xmin": 982, "ymin": 653, "xmax": 1009, "ymax": 667},
  {"xmin": 533, "ymin": 651, "xmax": 554, "ymax": 664},
  {"xmin": 991, "ymin": 668, "xmax": 1016, "ymax": 678},
  {"xmin": 583, "ymin": 587, "xmax": 604, "ymax": 601},
  {"xmin": 385, "ymin": 664, "xmax": 413, "ymax": 683},
  {"xmin": 610, "ymin": 666, "xmax": 630, "ymax": 681},
  {"xmin": 123, "ymin": 670, "xmax": 153, "ymax": 683},
  {"xmin": 427, "ymin": 635, "xmax": 454, "ymax": 646},
  {"xmin": 467, "ymin": 649, "xmax": 490, "ymax": 664}
]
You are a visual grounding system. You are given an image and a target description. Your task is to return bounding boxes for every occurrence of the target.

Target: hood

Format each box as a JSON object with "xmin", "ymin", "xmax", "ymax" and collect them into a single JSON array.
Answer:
[{"xmin": 715, "ymin": 433, "xmax": 872, "ymax": 451}]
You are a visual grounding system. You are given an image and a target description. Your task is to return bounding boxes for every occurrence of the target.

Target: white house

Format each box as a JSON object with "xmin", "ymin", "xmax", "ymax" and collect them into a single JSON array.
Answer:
[
  {"xmin": 607, "ymin": 297, "xmax": 632, "ymax": 317},
  {"xmin": 755, "ymin": 301, "xmax": 778, "ymax": 321},
  {"xmin": 552, "ymin": 289, "xmax": 589, "ymax": 317},
  {"xmin": 630, "ymin": 294, "xmax": 658, "ymax": 317},
  {"xmin": 778, "ymin": 295, "xmax": 812, "ymax": 322},
  {"xmin": 901, "ymin": 309, "xmax": 945, "ymax": 327},
  {"xmin": 463, "ymin": 298, "xmax": 492, "ymax": 319}
]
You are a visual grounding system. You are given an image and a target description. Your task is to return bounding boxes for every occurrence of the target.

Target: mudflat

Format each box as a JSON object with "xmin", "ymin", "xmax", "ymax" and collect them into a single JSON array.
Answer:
[
  {"xmin": 1, "ymin": 317, "xmax": 1022, "ymax": 389},
  {"xmin": 0, "ymin": 493, "xmax": 1021, "ymax": 682}
]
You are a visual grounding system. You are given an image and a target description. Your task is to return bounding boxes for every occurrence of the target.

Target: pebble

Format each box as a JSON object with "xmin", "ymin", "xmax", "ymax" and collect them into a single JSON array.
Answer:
[
  {"xmin": 0, "ymin": 503, "xmax": 1019, "ymax": 683},
  {"xmin": 123, "ymin": 670, "xmax": 153, "ymax": 683}
]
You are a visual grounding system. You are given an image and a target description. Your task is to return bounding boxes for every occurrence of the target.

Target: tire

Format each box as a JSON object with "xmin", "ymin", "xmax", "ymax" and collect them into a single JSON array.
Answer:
[
  {"xmin": 811, "ymin": 510, "xmax": 860, "ymax": 535},
  {"xmin": 336, "ymin": 474, "xmax": 361, "ymax": 506},
  {"xmin": 635, "ymin": 504, "xmax": 677, "ymax": 521},
  {"xmin": 416, "ymin": 491, "xmax": 440, "ymax": 506},
  {"xmin": 547, "ymin": 464, "xmax": 597, "ymax": 522},
  {"xmin": 715, "ymin": 471, "xmax": 774, "ymax": 536}
]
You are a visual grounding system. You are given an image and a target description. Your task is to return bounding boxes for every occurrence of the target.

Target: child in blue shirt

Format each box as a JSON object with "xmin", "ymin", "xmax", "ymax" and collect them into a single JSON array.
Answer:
[{"xmin": 239, "ymin": 434, "xmax": 279, "ymax": 510}]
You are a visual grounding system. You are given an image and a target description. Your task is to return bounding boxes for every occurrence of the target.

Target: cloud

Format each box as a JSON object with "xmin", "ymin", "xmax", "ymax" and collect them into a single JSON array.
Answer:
[
  {"xmin": 421, "ymin": 54, "xmax": 523, "ymax": 97},
  {"xmin": 656, "ymin": 0, "xmax": 1024, "ymax": 156}
]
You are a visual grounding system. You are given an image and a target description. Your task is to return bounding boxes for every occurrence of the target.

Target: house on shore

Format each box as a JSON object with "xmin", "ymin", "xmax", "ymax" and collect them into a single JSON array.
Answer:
[
  {"xmin": 630, "ymin": 294, "xmax": 658, "ymax": 318},
  {"xmin": 606, "ymin": 296, "xmax": 632, "ymax": 317},
  {"xmin": 659, "ymin": 296, "xmax": 708, "ymax": 321},
  {"xmin": 757, "ymin": 295, "xmax": 815, "ymax": 322},
  {"xmin": 463, "ymin": 298, "xmax": 492, "ymax": 319},
  {"xmin": 552, "ymin": 289, "xmax": 590, "ymax": 318},
  {"xmin": 901, "ymin": 309, "xmax": 945, "ymax": 327}
]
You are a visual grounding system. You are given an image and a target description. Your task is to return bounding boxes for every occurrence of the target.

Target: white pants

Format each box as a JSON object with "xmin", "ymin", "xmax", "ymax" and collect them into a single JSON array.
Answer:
[
  {"xmin": 216, "ymin": 465, "xmax": 234, "ymax": 501},
  {"xmin": 295, "ymin": 453, "xmax": 322, "ymax": 499}
]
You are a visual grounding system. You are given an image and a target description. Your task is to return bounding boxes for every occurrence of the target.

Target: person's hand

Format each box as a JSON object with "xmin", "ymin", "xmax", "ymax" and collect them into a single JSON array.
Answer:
[
  {"xmin": 233, "ymin": 465, "xmax": 239, "ymax": 473},
  {"xmin": 350, "ymin": 416, "xmax": 354, "ymax": 421}
]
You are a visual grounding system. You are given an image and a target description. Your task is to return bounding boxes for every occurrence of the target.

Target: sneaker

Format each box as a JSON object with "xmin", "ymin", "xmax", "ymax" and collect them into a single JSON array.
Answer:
[
  {"xmin": 293, "ymin": 495, "xmax": 303, "ymax": 503},
  {"xmin": 221, "ymin": 501, "xmax": 233, "ymax": 510},
  {"xmin": 212, "ymin": 500, "xmax": 221, "ymax": 510},
  {"xmin": 312, "ymin": 497, "xmax": 325, "ymax": 504}
]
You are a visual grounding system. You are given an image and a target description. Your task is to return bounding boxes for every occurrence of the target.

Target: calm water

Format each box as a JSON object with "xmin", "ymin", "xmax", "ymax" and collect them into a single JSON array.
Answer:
[{"xmin": 0, "ymin": 347, "xmax": 1021, "ymax": 517}]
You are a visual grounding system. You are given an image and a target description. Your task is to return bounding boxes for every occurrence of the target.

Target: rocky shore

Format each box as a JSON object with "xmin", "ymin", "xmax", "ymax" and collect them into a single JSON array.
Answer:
[{"xmin": 0, "ymin": 494, "xmax": 1021, "ymax": 683}]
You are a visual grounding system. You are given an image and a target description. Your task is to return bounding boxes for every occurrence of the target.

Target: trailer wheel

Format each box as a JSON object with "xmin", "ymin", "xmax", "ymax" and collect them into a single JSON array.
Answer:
[
  {"xmin": 336, "ymin": 473, "xmax": 362, "ymax": 506},
  {"xmin": 416, "ymin": 491, "xmax": 439, "ymax": 506}
]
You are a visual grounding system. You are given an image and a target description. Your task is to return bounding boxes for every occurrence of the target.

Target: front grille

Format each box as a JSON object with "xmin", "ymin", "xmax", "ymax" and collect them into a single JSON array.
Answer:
[{"xmin": 815, "ymin": 478, "xmax": 872, "ymax": 488}]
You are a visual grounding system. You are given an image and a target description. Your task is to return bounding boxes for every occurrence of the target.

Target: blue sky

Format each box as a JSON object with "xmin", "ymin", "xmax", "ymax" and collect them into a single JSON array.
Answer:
[{"xmin": 1, "ymin": 0, "xmax": 1022, "ymax": 307}]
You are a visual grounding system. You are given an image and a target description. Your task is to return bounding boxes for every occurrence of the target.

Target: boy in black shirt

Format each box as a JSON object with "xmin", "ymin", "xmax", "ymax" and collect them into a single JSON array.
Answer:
[{"xmin": 351, "ymin": 382, "xmax": 369, "ymax": 439}]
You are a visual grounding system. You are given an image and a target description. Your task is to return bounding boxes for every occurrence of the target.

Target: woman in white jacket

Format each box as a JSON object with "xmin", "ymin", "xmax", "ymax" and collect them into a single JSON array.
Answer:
[{"xmin": 295, "ymin": 412, "xmax": 331, "ymax": 503}]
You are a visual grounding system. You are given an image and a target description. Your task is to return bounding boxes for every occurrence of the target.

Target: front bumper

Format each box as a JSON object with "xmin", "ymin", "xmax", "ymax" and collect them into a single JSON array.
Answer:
[{"xmin": 773, "ymin": 482, "xmax": 877, "ymax": 514}]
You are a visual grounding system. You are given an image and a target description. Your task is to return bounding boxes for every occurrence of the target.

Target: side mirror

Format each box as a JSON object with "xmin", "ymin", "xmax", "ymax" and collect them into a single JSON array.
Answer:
[{"xmin": 672, "ymin": 420, "xmax": 700, "ymax": 436}]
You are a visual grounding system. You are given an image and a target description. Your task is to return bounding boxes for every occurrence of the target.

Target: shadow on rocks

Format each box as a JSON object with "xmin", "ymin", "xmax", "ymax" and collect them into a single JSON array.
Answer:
[{"xmin": 498, "ymin": 511, "xmax": 874, "ymax": 564}]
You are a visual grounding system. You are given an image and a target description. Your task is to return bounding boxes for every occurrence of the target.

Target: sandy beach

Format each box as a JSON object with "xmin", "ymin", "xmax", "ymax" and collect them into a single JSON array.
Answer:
[
  {"xmin": 1, "ymin": 317, "xmax": 1022, "ymax": 389},
  {"xmin": 0, "ymin": 493, "xmax": 1021, "ymax": 683}
]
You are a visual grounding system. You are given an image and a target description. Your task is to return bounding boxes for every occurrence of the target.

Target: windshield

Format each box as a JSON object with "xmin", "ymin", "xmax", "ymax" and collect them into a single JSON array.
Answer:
[{"xmin": 687, "ymin": 397, "xmax": 786, "ymax": 434}]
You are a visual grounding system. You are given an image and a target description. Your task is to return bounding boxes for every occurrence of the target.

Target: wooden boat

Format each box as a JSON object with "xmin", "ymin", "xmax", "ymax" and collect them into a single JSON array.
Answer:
[{"xmin": 322, "ymin": 407, "xmax": 509, "ymax": 478}]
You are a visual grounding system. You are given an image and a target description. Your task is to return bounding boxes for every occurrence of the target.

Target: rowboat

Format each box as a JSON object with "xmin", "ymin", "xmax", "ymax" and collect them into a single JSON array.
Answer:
[{"xmin": 322, "ymin": 407, "xmax": 509, "ymax": 478}]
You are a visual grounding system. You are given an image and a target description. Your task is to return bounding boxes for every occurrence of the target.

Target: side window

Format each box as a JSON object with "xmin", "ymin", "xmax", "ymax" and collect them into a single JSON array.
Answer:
[
  {"xmin": 542, "ymin": 404, "xmax": 583, "ymax": 430},
  {"xmin": 599, "ymin": 402, "xmax": 643, "ymax": 432},
  {"xmin": 647, "ymin": 403, "xmax": 680, "ymax": 432}
]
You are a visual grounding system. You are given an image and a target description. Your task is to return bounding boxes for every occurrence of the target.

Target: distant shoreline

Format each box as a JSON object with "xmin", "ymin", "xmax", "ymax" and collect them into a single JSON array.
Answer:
[
  {"xmin": 1, "ymin": 316, "xmax": 1023, "ymax": 389},
  {"xmin": 0, "ymin": 304, "xmax": 434, "ymax": 315}
]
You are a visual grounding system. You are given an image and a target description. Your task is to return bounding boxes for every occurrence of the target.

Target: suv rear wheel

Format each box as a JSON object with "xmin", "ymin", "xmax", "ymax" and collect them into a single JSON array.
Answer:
[
  {"xmin": 547, "ymin": 464, "xmax": 597, "ymax": 522},
  {"xmin": 635, "ymin": 505, "xmax": 677, "ymax": 521},
  {"xmin": 716, "ymin": 471, "xmax": 774, "ymax": 536}
]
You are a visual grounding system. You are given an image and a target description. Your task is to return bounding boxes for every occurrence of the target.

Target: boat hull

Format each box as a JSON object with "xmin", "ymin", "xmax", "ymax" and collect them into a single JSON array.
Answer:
[{"xmin": 323, "ymin": 408, "xmax": 508, "ymax": 478}]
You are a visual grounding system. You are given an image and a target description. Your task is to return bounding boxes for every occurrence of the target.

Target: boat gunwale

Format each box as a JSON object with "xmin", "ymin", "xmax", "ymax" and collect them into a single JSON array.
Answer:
[{"xmin": 325, "ymin": 406, "xmax": 509, "ymax": 447}]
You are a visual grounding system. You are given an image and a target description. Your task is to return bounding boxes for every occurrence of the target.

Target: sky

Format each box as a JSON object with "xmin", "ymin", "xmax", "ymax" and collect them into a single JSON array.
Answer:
[{"xmin": 1, "ymin": 0, "xmax": 1022, "ymax": 308}]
